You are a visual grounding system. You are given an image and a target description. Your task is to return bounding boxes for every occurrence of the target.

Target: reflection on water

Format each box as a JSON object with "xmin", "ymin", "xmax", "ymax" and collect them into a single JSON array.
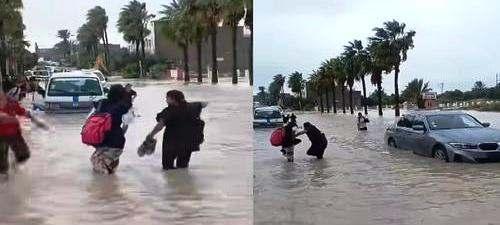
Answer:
[
  {"xmin": 254, "ymin": 110, "xmax": 500, "ymax": 225},
  {"xmin": 0, "ymin": 81, "xmax": 252, "ymax": 225}
]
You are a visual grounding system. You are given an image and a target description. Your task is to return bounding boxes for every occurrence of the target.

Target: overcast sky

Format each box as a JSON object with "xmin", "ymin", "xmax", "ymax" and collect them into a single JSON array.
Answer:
[
  {"xmin": 22, "ymin": 0, "xmax": 171, "ymax": 49},
  {"xmin": 254, "ymin": 0, "xmax": 500, "ymax": 94}
]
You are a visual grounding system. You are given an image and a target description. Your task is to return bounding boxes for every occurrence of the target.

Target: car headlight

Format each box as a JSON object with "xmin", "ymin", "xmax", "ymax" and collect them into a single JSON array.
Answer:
[{"xmin": 448, "ymin": 142, "xmax": 478, "ymax": 149}]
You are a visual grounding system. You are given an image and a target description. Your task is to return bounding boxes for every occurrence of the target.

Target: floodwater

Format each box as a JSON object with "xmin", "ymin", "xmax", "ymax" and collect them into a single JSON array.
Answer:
[
  {"xmin": 254, "ymin": 109, "xmax": 500, "ymax": 225},
  {"xmin": 0, "ymin": 80, "xmax": 253, "ymax": 225}
]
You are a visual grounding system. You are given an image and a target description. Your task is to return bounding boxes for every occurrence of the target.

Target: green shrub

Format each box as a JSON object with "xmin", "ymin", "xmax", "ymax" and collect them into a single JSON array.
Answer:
[
  {"xmin": 149, "ymin": 63, "xmax": 168, "ymax": 79},
  {"xmin": 122, "ymin": 63, "xmax": 139, "ymax": 78}
]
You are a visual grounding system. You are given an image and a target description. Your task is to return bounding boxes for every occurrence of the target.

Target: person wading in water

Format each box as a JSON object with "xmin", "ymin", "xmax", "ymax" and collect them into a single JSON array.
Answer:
[
  {"xmin": 0, "ymin": 91, "xmax": 48, "ymax": 175},
  {"xmin": 146, "ymin": 90, "xmax": 206, "ymax": 170},
  {"xmin": 89, "ymin": 84, "xmax": 131, "ymax": 174}
]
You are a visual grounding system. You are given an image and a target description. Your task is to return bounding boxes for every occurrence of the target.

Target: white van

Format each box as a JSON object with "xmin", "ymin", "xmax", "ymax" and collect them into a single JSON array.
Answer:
[
  {"xmin": 39, "ymin": 71, "xmax": 107, "ymax": 113},
  {"xmin": 82, "ymin": 69, "xmax": 108, "ymax": 88}
]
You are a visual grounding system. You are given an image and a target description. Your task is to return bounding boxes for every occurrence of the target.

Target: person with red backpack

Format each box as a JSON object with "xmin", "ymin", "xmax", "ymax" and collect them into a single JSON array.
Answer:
[
  {"xmin": 0, "ymin": 91, "xmax": 47, "ymax": 175},
  {"xmin": 86, "ymin": 84, "xmax": 131, "ymax": 174}
]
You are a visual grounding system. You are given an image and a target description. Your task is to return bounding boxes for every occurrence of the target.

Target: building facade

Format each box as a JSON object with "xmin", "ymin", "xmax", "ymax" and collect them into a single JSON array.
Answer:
[{"xmin": 153, "ymin": 21, "xmax": 251, "ymax": 78}]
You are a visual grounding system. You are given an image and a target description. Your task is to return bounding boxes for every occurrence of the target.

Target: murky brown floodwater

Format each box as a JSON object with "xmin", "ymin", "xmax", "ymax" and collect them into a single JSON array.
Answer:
[
  {"xmin": 0, "ymin": 80, "xmax": 253, "ymax": 225},
  {"xmin": 254, "ymin": 109, "xmax": 500, "ymax": 225}
]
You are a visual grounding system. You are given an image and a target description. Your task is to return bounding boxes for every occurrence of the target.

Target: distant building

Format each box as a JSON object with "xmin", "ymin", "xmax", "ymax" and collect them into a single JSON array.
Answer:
[
  {"xmin": 151, "ymin": 21, "xmax": 251, "ymax": 79},
  {"xmin": 422, "ymin": 92, "xmax": 438, "ymax": 109}
]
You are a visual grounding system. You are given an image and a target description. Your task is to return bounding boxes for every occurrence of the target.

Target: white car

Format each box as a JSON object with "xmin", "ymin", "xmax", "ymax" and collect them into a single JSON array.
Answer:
[
  {"xmin": 82, "ymin": 69, "xmax": 108, "ymax": 88},
  {"xmin": 38, "ymin": 71, "xmax": 106, "ymax": 113},
  {"xmin": 253, "ymin": 106, "xmax": 284, "ymax": 128}
]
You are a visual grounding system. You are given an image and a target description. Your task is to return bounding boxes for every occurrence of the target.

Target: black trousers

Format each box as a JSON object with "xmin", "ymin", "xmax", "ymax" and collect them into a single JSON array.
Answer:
[{"xmin": 162, "ymin": 143, "xmax": 193, "ymax": 169}]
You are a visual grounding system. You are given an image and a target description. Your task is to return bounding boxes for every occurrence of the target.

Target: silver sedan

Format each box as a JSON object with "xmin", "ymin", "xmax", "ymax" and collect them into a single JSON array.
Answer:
[{"xmin": 385, "ymin": 111, "xmax": 500, "ymax": 163}]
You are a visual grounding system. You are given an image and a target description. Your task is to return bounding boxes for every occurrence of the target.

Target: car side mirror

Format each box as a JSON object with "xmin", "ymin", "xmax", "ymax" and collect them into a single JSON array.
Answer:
[
  {"xmin": 412, "ymin": 125, "xmax": 425, "ymax": 131},
  {"xmin": 103, "ymin": 87, "xmax": 109, "ymax": 93},
  {"xmin": 105, "ymin": 77, "xmax": 109, "ymax": 82},
  {"xmin": 482, "ymin": 122, "xmax": 491, "ymax": 127}
]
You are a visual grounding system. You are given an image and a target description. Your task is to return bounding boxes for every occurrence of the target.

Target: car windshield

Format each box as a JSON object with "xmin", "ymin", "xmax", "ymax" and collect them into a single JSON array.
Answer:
[
  {"xmin": 254, "ymin": 110, "xmax": 282, "ymax": 119},
  {"xmin": 426, "ymin": 114, "xmax": 484, "ymax": 130},
  {"xmin": 47, "ymin": 77, "xmax": 102, "ymax": 96}
]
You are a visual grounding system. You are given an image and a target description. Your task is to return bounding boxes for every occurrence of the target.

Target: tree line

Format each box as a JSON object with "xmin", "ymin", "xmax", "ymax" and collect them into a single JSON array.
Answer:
[{"xmin": 256, "ymin": 20, "xmax": 416, "ymax": 117}]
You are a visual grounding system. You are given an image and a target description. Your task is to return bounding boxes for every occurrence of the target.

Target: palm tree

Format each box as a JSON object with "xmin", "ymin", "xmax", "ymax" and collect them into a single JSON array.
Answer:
[
  {"xmin": 401, "ymin": 78, "xmax": 431, "ymax": 107},
  {"xmin": 194, "ymin": 0, "xmax": 225, "ymax": 84},
  {"xmin": 367, "ymin": 38, "xmax": 391, "ymax": 116},
  {"xmin": 332, "ymin": 57, "xmax": 347, "ymax": 113},
  {"xmin": 343, "ymin": 43, "xmax": 360, "ymax": 114},
  {"xmin": 0, "ymin": 0, "xmax": 23, "ymax": 90},
  {"xmin": 371, "ymin": 20, "xmax": 416, "ymax": 116},
  {"xmin": 323, "ymin": 59, "xmax": 337, "ymax": 113},
  {"xmin": 309, "ymin": 70, "xmax": 323, "ymax": 113},
  {"xmin": 288, "ymin": 71, "xmax": 305, "ymax": 106},
  {"xmin": 56, "ymin": 29, "xmax": 71, "ymax": 59},
  {"xmin": 244, "ymin": 0, "xmax": 253, "ymax": 85},
  {"xmin": 87, "ymin": 6, "xmax": 110, "ymax": 68},
  {"xmin": 224, "ymin": 0, "xmax": 245, "ymax": 84},
  {"xmin": 160, "ymin": 0, "xmax": 192, "ymax": 82},
  {"xmin": 77, "ymin": 23, "xmax": 99, "ymax": 63},
  {"xmin": 349, "ymin": 40, "xmax": 370, "ymax": 115},
  {"xmin": 117, "ymin": 0, "xmax": 153, "ymax": 76},
  {"xmin": 188, "ymin": 1, "xmax": 208, "ymax": 83}
]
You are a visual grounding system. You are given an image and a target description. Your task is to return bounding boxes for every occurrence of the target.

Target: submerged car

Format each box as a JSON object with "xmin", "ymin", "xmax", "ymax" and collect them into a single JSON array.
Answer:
[
  {"xmin": 385, "ymin": 111, "xmax": 500, "ymax": 163},
  {"xmin": 37, "ymin": 71, "xmax": 106, "ymax": 113},
  {"xmin": 253, "ymin": 106, "xmax": 284, "ymax": 128}
]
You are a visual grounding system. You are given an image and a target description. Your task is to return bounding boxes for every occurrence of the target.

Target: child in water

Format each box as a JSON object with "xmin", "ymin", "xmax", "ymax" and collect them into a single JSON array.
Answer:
[
  {"xmin": 281, "ymin": 114, "xmax": 301, "ymax": 162},
  {"xmin": 357, "ymin": 112, "xmax": 369, "ymax": 131}
]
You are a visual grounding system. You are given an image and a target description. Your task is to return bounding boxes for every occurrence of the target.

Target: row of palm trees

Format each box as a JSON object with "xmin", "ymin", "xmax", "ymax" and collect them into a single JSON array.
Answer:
[
  {"xmin": 0, "ymin": 0, "xmax": 26, "ymax": 91},
  {"xmin": 159, "ymin": 0, "xmax": 252, "ymax": 84},
  {"xmin": 308, "ymin": 20, "xmax": 416, "ymax": 116},
  {"xmin": 75, "ymin": 6, "xmax": 112, "ymax": 69}
]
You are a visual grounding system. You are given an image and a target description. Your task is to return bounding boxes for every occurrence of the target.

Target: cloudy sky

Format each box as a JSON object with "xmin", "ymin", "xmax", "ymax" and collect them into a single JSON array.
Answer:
[
  {"xmin": 254, "ymin": 0, "xmax": 500, "ymax": 94},
  {"xmin": 22, "ymin": 0, "xmax": 170, "ymax": 49}
]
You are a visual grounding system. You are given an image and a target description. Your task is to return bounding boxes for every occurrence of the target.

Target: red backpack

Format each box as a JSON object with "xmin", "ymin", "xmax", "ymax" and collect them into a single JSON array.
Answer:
[
  {"xmin": 81, "ymin": 103, "xmax": 112, "ymax": 146},
  {"xmin": 270, "ymin": 127, "xmax": 285, "ymax": 147}
]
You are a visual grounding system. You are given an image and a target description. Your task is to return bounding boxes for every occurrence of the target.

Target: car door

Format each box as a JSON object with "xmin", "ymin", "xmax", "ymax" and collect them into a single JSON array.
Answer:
[
  {"xmin": 394, "ymin": 115, "xmax": 413, "ymax": 149},
  {"xmin": 406, "ymin": 116, "xmax": 428, "ymax": 155}
]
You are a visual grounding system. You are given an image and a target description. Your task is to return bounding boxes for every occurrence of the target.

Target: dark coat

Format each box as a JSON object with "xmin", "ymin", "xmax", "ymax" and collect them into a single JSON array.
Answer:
[
  {"xmin": 305, "ymin": 124, "xmax": 327, "ymax": 157},
  {"xmin": 156, "ymin": 102, "xmax": 203, "ymax": 152}
]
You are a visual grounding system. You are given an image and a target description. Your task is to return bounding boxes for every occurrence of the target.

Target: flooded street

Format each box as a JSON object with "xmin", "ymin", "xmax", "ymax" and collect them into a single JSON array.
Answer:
[
  {"xmin": 254, "ymin": 110, "xmax": 500, "ymax": 225},
  {"xmin": 0, "ymin": 81, "xmax": 252, "ymax": 225}
]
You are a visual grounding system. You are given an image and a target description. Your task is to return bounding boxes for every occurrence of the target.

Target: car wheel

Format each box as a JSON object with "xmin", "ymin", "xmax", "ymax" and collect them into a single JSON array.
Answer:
[
  {"xmin": 433, "ymin": 146, "xmax": 449, "ymax": 162},
  {"xmin": 388, "ymin": 138, "xmax": 397, "ymax": 148}
]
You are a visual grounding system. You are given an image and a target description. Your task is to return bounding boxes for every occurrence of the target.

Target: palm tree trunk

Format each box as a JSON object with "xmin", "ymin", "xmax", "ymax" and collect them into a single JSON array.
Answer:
[
  {"xmin": 341, "ymin": 84, "xmax": 346, "ymax": 113},
  {"xmin": 104, "ymin": 29, "xmax": 110, "ymax": 68},
  {"xmin": 377, "ymin": 81, "xmax": 383, "ymax": 116},
  {"xmin": 325, "ymin": 87, "xmax": 330, "ymax": 113},
  {"xmin": 332, "ymin": 80, "xmax": 337, "ymax": 114},
  {"xmin": 249, "ymin": 23, "xmax": 253, "ymax": 86},
  {"xmin": 0, "ymin": 19, "xmax": 5, "ymax": 91},
  {"xmin": 231, "ymin": 24, "xmax": 238, "ymax": 84},
  {"xmin": 182, "ymin": 45, "xmax": 189, "ymax": 82},
  {"xmin": 318, "ymin": 89, "xmax": 324, "ymax": 113},
  {"xmin": 361, "ymin": 76, "xmax": 368, "ymax": 115},
  {"xmin": 135, "ymin": 41, "xmax": 140, "ymax": 61},
  {"xmin": 394, "ymin": 65, "xmax": 400, "ymax": 116},
  {"xmin": 349, "ymin": 85, "xmax": 354, "ymax": 114},
  {"xmin": 196, "ymin": 41, "xmax": 202, "ymax": 83},
  {"xmin": 211, "ymin": 25, "xmax": 218, "ymax": 84},
  {"xmin": 299, "ymin": 91, "xmax": 303, "ymax": 111},
  {"xmin": 101, "ymin": 34, "xmax": 108, "ymax": 67}
]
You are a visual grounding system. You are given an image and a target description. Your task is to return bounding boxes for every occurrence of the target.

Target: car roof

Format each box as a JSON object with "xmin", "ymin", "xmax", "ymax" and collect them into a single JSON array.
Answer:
[
  {"xmin": 405, "ymin": 110, "xmax": 466, "ymax": 117},
  {"xmin": 50, "ymin": 71, "xmax": 100, "ymax": 79},
  {"xmin": 255, "ymin": 106, "xmax": 282, "ymax": 111}
]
